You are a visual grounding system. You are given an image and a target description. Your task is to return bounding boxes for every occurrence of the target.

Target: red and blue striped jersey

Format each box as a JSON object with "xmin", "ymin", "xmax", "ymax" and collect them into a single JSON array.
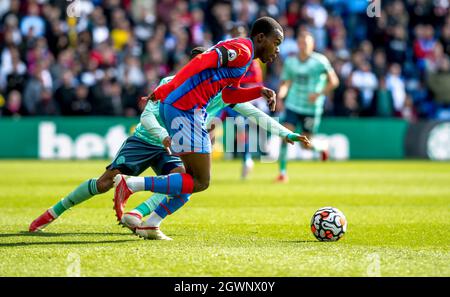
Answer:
[{"xmin": 154, "ymin": 38, "xmax": 262, "ymax": 110}]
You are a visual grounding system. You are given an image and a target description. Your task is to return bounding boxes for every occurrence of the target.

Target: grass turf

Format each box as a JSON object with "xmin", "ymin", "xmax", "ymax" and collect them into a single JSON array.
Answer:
[{"xmin": 0, "ymin": 160, "xmax": 449, "ymax": 276}]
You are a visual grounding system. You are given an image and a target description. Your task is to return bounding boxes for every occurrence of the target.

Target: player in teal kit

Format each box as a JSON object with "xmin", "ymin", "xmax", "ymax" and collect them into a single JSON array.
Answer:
[
  {"xmin": 29, "ymin": 47, "xmax": 309, "ymax": 240},
  {"xmin": 276, "ymin": 31, "xmax": 339, "ymax": 182}
]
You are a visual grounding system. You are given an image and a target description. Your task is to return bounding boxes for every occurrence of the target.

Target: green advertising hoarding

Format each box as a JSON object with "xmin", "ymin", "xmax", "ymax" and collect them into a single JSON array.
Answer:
[
  {"xmin": 318, "ymin": 118, "xmax": 408, "ymax": 159},
  {"xmin": 0, "ymin": 117, "xmax": 138, "ymax": 159},
  {"xmin": 0, "ymin": 117, "xmax": 409, "ymax": 160}
]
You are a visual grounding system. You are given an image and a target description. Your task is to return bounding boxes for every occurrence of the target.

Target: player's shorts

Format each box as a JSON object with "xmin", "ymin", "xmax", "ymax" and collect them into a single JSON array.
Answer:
[
  {"xmin": 282, "ymin": 108, "xmax": 321, "ymax": 134},
  {"xmin": 159, "ymin": 102, "xmax": 211, "ymax": 154},
  {"xmin": 107, "ymin": 136, "xmax": 183, "ymax": 176}
]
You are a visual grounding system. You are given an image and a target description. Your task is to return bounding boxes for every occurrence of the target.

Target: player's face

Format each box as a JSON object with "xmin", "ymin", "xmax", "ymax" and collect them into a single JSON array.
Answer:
[
  {"xmin": 258, "ymin": 30, "xmax": 283, "ymax": 63},
  {"xmin": 298, "ymin": 34, "xmax": 314, "ymax": 55}
]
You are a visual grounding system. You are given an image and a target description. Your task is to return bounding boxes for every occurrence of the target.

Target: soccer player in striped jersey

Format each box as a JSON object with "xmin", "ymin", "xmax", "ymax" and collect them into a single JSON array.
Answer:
[
  {"xmin": 276, "ymin": 30, "xmax": 339, "ymax": 183},
  {"xmin": 113, "ymin": 17, "xmax": 311, "ymax": 239}
]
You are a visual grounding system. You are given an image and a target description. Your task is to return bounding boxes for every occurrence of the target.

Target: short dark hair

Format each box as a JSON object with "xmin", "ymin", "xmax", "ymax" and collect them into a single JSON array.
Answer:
[
  {"xmin": 190, "ymin": 46, "xmax": 207, "ymax": 60},
  {"xmin": 250, "ymin": 17, "xmax": 283, "ymax": 38},
  {"xmin": 297, "ymin": 30, "xmax": 314, "ymax": 39}
]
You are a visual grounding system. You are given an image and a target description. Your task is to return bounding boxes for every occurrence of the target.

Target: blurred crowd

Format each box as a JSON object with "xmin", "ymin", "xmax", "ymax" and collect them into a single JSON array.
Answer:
[{"xmin": 0, "ymin": 0, "xmax": 449, "ymax": 121}]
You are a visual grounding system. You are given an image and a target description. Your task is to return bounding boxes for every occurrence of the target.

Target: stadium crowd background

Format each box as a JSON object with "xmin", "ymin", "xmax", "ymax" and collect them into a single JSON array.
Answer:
[{"xmin": 0, "ymin": 0, "xmax": 449, "ymax": 121}]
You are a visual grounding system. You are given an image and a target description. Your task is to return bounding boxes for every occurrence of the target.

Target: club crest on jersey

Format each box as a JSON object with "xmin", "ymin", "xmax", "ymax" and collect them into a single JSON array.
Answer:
[{"xmin": 227, "ymin": 49, "xmax": 237, "ymax": 62}]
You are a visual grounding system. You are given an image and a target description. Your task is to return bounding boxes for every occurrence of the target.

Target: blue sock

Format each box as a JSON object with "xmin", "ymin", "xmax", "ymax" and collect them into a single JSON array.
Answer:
[
  {"xmin": 154, "ymin": 194, "xmax": 191, "ymax": 218},
  {"xmin": 144, "ymin": 173, "xmax": 193, "ymax": 195}
]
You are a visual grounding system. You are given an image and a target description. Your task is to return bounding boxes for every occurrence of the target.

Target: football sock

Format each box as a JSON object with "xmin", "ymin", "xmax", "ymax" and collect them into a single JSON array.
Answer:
[
  {"xmin": 279, "ymin": 141, "xmax": 287, "ymax": 175},
  {"xmin": 132, "ymin": 193, "xmax": 167, "ymax": 217},
  {"xmin": 146, "ymin": 212, "xmax": 164, "ymax": 227},
  {"xmin": 154, "ymin": 194, "xmax": 191, "ymax": 218},
  {"xmin": 126, "ymin": 177, "xmax": 145, "ymax": 192},
  {"xmin": 144, "ymin": 194, "xmax": 191, "ymax": 227},
  {"xmin": 127, "ymin": 173, "xmax": 194, "ymax": 195},
  {"xmin": 51, "ymin": 179, "xmax": 99, "ymax": 217}
]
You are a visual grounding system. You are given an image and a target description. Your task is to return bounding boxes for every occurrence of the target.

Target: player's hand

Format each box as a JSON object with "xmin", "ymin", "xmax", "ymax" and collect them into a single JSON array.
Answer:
[
  {"xmin": 261, "ymin": 87, "xmax": 276, "ymax": 112},
  {"xmin": 308, "ymin": 93, "xmax": 320, "ymax": 103},
  {"xmin": 286, "ymin": 133, "xmax": 312, "ymax": 148},
  {"xmin": 140, "ymin": 92, "xmax": 157, "ymax": 102},
  {"xmin": 162, "ymin": 136, "xmax": 172, "ymax": 154}
]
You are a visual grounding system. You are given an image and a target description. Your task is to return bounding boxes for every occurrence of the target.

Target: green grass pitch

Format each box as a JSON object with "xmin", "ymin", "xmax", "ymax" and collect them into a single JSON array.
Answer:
[{"xmin": 0, "ymin": 160, "xmax": 449, "ymax": 276}]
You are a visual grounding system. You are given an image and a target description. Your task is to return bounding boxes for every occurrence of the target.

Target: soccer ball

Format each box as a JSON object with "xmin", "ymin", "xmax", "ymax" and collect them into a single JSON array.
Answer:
[{"xmin": 310, "ymin": 207, "xmax": 347, "ymax": 241}]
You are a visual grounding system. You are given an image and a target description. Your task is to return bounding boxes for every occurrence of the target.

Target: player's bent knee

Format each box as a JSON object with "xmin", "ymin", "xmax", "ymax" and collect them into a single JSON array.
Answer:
[
  {"xmin": 96, "ymin": 178, "xmax": 113, "ymax": 193},
  {"xmin": 194, "ymin": 179, "xmax": 210, "ymax": 192}
]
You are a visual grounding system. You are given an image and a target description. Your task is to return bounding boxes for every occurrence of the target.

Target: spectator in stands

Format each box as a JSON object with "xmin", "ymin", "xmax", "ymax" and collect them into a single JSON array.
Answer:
[
  {"xmin": 190, "ymin": 7, "xmax": 206, "ymax": 46},
  {"xmin": 285, "ymin": 1, "xmax": 301, "ymax": 28},
  {"xmin": 91, "ymin": 7, "xmax": 110, "ymax": 46},
  {"xmin": 399, "ymin": 94, "xmax": 418, "ymax": 122},
  {"xmin": 370, "ymin": 76, "xmax": 395, "ymax": 117},
  {"xmin": 413, "ymin": 24, "xmax": 438, "ymax": 70},
  {"xmin": 386, "ymin": 63, "xmax": 407, "ymax": 114},
  {"xmin": 54, "ymin": 70, "xmax": 76, "ymax": 115},
  {"xmin": 88, "ymin": 75, "xmax": 117, "ymax": 116},
  {"xmin": 20, "ymin": 3, "xmax": 45, "ymax": 38},
  {"xmin": 35, "ymin": 88, "xmax": 59, "ymax": 116},
  {"xmin": 71, "ymin": 84, "xmax": 92, "ymax": 116},
  {"xmin": 336, "ymin": 87, "xmax": 361, "ymax": 117},
  {"xmin": 117, "ymin": 56, "xmax": 145, "ymax": 87},
  {"xmin": 425, "ymin": 42, "xmax": 448, "ymax": 73},
  {"xmin": 279, "ymin": 26, "xmax": 298, "ymax": 59},
  {"xmin": 23, "ymin": 61, "xmax": 52, "ymax": 115},
  {"xmin": 1, "ymin": 89, "xmax": 26, "ymax": 117},
  {"xmin": 426, "ymin": 56, "xmax": 450, "ymax": 105},
  {"xmin": 440, "ymin": 18, "xmax": 450, "ymax": 56},
  {"xmin": 351, "ymin": 61, "xmax": 378, "ymax": 112},
  {"xmin": 0, "ymin": 0, "xmax": 20, "ymax": 28},
  {"xmin": 0, "ymin": 47, "xmax": 26, "ymax": 93},
  {"xmin": 373, "ymin": 48, "xmax": 388, "ymax": 78},
  {"xmin": 2, "ymin": 13, "xmax": 22, "ymax": 46},
  {"xmin": 303, "ymin": 0, "xmax": 328, "ymax": 52},
  {"xmin": 386, "ymin": 25, "xmax": 408, "ymax": 65}
]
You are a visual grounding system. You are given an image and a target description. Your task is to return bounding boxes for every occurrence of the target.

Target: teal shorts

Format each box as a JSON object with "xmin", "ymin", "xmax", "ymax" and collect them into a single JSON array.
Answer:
[
  {"xmin": 282, "ymin": 108, "xmax": 321, "ymax": 134},
  {"xmin": 107, "ymin": 136, "xmax": 183, "ymax": 176}
]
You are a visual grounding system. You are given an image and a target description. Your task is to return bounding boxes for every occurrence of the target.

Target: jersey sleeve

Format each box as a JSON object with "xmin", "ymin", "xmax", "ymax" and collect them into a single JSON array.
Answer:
[
  {"xmin": 216, "ymin": 39, "xmax": 252, "ymax": 68},
  {"xmin": 317, "ymin": 54, "xmax": 333, "ymax": 73},
  {"xmin": 232, "ymin": 103, "xmax": 291, "ymax": 138},
  {"xmin": 140, "ymin": 101, "xmax": 169, "ymax": 142},
  {"xmin": 222, "ymin": 85, "xmax": 262, "ymax": 104}
]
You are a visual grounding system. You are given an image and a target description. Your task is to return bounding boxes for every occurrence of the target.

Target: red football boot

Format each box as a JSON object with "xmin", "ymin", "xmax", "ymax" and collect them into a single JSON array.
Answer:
[
  {"xmin": 29, "ymin": 209, "xmax": 57, "ymax": 232},
  {"xmin": 113, "ymin": 174, "xmax": 133, "ymax": 221}
]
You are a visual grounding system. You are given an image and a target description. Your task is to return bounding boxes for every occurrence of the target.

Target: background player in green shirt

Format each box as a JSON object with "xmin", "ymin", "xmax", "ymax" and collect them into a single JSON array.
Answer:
[{"xmin": 276, "ymin": 31, "xmax": 339, "ymax": 182}]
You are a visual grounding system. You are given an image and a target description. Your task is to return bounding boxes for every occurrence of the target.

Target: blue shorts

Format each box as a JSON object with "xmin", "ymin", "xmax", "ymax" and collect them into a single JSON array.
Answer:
[
  {"xmin": 159, "ymin": 103, "xmax": 211, "ymax": 154},
  {"xmin": 282, "ymin": 108, "xmax": 321, "ymax": 134},
  {"xmin": 107, "ymin": 136, "xmax": 183, "ymax": 176}
]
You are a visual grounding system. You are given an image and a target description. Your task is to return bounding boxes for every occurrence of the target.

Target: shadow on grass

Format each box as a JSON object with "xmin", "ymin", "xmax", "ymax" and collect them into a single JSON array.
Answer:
[
  {"xmin": 0, "ymin": 231, "xmax": 133, "ymax": 238},
  {"xmin": 282, "ymin": 240, "xmax": 323, "ymax": 243},
  {"xmin": 0, "ymin": 239, "xmax": 139, "ymax": 248}
]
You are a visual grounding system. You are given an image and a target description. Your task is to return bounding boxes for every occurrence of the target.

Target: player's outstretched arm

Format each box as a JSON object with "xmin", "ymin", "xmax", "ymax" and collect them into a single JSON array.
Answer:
[
  {"xmin": 232, "ymin": 102, "xmax": 311, "ymax": 147},
  {"xmin": 140, "ymin": 102, "xmax": 169, "ymax": 143},
  {"xmin": 222, "ymin": 86, "xmax": 276, "ymax": 111}
]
